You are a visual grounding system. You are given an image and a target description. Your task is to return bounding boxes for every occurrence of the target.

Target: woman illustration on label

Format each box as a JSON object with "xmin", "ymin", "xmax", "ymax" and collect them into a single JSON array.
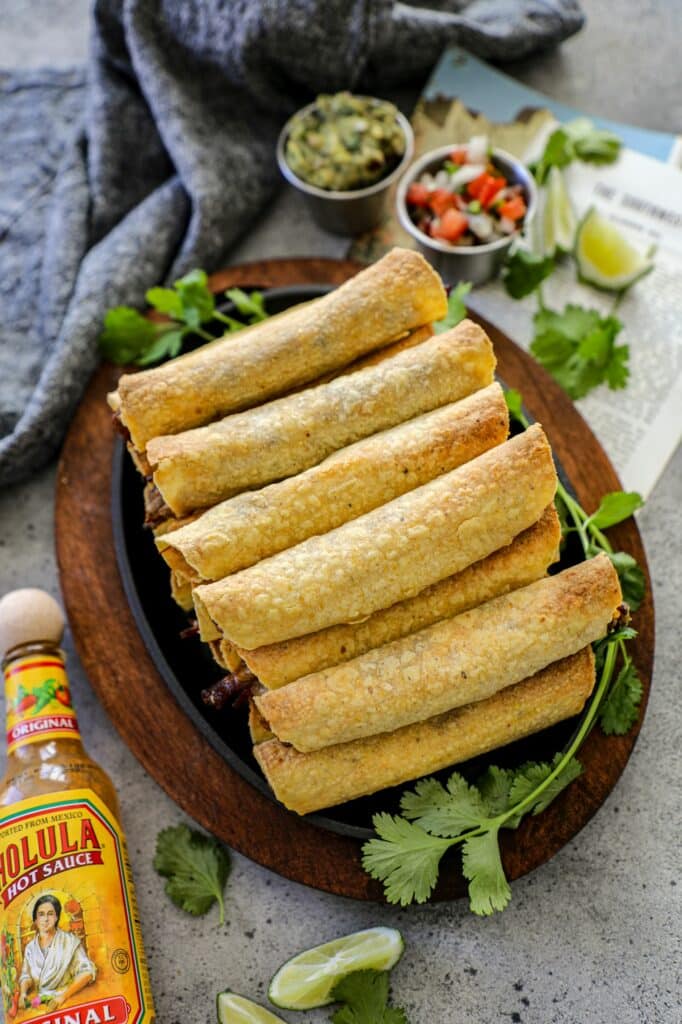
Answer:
[{"xmin": 18, "ymin": 895, "xmax": 96, "ymax": 1012}]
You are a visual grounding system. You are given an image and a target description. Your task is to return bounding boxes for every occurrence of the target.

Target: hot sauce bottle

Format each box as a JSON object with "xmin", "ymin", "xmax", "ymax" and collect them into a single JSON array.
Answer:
[{"xmin": 0, "ymin": 589, "xmax": 155, "ymax": 1024}]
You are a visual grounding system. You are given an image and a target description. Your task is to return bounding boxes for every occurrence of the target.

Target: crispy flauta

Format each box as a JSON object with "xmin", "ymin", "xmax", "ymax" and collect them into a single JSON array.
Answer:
[
  {"xmin": 147, "ymin": 320, "xmax": 496, "ymax": 516},
  {"xmin": 193, "ymin": 423, "xmax": 556, "ymax": 648},
  {"xmin": 254, "ymin": 648, "xmax": 596, "ymax": 814},
  {"xmin": 157, "ymin": 383, "xmax": 509, "ymax": 583},
  {"xmin": 238, "ymin": 505, "xmax": 561, "ymax": 688},
  {"xmin": 110, "ymin": 248, "xmax": 447, "ymax": 450},
  {"xmin": 255, "ymin": 555, "xmax": 621, "ymax": 752}
]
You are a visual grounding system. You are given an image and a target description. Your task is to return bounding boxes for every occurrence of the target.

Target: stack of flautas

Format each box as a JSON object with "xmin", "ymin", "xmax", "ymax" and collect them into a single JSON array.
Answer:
[{"xmin": 110, "ymin": 248, "xmax": 624, "ymax": 815}]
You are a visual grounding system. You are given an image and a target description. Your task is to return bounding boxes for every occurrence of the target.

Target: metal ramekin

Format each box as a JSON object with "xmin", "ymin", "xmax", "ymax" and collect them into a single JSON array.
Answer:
[
  {"xmin": 277, "ymin": 101, "xmax": 415, "ymax": 237},
  {"xmin": 396, "ymin": 145, "xmax": 538, "ymax": 286}
]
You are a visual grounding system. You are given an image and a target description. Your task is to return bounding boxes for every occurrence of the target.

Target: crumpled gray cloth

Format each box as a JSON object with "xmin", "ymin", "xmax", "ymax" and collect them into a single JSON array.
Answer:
[{"xmin": 0, "ymin": 0, "xmax": 584, "ymax": 486}]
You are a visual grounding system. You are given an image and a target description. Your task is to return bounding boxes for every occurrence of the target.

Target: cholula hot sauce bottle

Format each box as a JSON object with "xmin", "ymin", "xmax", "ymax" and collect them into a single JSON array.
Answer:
[{"xmin": 0, "ymin": 589, "xmax": 155, "ymax": 1023}]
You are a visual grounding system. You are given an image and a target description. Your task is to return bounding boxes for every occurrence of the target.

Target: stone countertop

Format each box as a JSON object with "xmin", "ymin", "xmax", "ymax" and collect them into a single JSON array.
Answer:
[{"xmin": 1, "ymin": 3, "xmax": 680, "ymax": 1022}]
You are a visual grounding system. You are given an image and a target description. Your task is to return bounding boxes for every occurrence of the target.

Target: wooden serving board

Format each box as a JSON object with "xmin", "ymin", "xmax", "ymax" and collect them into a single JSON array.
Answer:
[{"xmin": 55, "ymin": 258, "xmax": 654, "ymax": 901}]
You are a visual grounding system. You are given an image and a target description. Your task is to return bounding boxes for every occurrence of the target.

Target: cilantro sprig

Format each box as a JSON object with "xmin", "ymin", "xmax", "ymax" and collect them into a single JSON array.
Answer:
[
  {"xmin": 363, "ymin": 390, "xmax": 645, "ymax": 912},
  {"xmin": 363, "ymin": 755, "xmax": 583, "ymax": 913},
  {"xmin": 154, "ymin": 824, "xmax": 230, "ymax": 925},
  {"xmin": 532, "ymin": 118, "xmax": 622, "ymax": 185},
  {"xmin": 530, "ymin": 304, "xmax": 628, "ymax": 399},
  {"xmin": 502, "ymin": 251, "xmax": 631, "ymax": 400},
  {"xmin": 100, "ymin": 269, "xmax": 269, "ymax": 367},
  {"xmin": 330, "ymin": 970, "xmax": 408, "ymax": 1024}
]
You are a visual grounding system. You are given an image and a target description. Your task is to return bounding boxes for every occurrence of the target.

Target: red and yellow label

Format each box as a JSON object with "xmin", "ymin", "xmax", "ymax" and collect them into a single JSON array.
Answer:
[
  {"xmin": 4, "ymin": 657, "xmax": 79, "ymax": 755},
  {"xmin": 0, "ymin": 791, "xmax": 154, "ymax": 1023}
]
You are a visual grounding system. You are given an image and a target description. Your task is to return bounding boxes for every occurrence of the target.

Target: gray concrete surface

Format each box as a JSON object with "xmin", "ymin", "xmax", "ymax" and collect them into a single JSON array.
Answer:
[{"xmin": 1, "ymin": 3, "xmax": 681, "ymax": 1023}]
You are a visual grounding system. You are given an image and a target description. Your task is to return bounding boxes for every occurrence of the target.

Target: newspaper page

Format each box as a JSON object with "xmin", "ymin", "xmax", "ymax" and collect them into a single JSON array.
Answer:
[{"xmin": 470, "ymin": 140, "xmax": 682, "ymax": 498}]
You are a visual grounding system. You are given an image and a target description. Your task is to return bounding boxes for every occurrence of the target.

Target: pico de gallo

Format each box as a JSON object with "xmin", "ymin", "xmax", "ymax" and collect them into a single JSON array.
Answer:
[{"xmin": 405, "ymin": 136, "xmax": 528, "ymax": 246}]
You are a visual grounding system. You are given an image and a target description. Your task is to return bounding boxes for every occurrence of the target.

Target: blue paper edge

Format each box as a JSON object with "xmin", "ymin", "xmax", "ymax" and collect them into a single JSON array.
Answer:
[{"xmin": 424, "ymin": 47, "xmax": 674, "ymax": 163}]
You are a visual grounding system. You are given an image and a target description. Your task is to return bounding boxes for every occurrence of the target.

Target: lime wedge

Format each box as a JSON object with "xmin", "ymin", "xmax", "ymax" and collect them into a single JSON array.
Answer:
[
  {"xmin": 216, "ymin": 991, "xmax": 285, "ymax": 1024},
  {"xmin": 542, "ymin": 166, "xmax": 576, "ymax": 255},
  {"xmin": 268, "ymin": 927, "xmax": 404, "ymax": 1010},
  {"xmin": 575, "ymin": 207, "xmax": 654, "ymax": 291}
]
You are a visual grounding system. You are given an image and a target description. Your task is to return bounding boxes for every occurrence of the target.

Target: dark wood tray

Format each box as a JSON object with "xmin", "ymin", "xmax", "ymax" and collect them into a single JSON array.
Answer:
[{"xmin": 55, "ymin": 258, "xmax": 654, "ymax": 901}]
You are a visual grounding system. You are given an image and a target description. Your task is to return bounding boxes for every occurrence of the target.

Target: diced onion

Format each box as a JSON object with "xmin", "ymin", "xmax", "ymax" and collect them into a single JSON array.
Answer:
[
  {"xmin": 467, "ymin": 212, "xmax": 494, "ymax": 240},
  {"xmin": 466, "ymin": 135, "xmax": 489, "ymax": 163},
  {"xmin": 447, "ymin": 164, "xmax": 486, "ymax": 190}
]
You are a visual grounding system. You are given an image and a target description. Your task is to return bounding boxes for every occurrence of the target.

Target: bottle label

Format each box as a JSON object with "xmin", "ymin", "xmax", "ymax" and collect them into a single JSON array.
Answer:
[
  {"xmin": 4, "ymin": 656, "xmax": 80, "ymax": 755},
  {"xmin": 0, "ymin": 790, "xmax": 154, "ymax": 1023}
]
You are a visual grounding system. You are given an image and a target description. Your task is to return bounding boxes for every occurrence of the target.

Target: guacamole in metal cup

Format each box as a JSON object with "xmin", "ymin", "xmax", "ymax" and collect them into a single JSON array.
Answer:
[{"xmin": 284, "ymin": 92, "xmax": 406, "ymax": 192}]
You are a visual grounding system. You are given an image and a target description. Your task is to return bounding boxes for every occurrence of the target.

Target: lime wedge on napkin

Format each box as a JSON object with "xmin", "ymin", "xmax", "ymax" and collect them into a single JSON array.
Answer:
[
  {"xmin": 543, "ymin": 166, "xmax": 577, "ymax": 255},
  {"xmin": 268, "ymin": 926, "xmax": 404, "ymax": 1010},
  {"xmin": 216, "ymin": 992, "xmax": 285, "ymax": 1024},
  {"xmin": 575, "ymin": 207, "xmax": 654, "ymax": 290}
]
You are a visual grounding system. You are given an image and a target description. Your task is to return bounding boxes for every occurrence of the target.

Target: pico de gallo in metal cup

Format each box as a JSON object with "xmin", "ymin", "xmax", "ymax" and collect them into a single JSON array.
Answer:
[{"xmin": 396, "ymin": 138, "xmax": 537, "ymax": 285}]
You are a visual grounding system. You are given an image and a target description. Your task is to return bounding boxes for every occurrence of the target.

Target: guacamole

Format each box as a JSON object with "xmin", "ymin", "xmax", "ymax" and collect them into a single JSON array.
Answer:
[{"xmin": 285, "ymin": 92, "xmax": 406, "ymax": 192}]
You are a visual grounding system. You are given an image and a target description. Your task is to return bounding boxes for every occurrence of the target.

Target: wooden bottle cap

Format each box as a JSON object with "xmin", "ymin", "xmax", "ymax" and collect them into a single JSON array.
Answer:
[{"xmin": 0, "ymin": 589, "xmax": 65, "ymax": 658}]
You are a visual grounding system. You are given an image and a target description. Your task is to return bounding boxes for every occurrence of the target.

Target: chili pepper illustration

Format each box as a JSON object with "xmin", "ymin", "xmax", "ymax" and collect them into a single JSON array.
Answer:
[
  {"xmin": 55, "ymin": 685, "xmax": 71, "ymax": 707},
  {"xmin": 16, "ymin": 694, "xmax": 37, "ymax": 713}
]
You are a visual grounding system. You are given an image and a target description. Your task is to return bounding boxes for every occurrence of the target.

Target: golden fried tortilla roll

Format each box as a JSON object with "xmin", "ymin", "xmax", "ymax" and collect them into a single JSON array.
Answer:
[
  {"xmin": 147, "ymin": 320, "xmax": 495, "ymax": 516},
  {"xmin": 239, "ymin": 505, "xmax": 560, "ymax": 688},
  {"xmin": 255, "ymin": 555, "xmax": 620, "ymax": 752},
  {"xmin": 193, "ymin": 423, "xmax": 556, "ymax": 648},
  {"xmin": 254, "ymin": 648, "xmax": 595, "ymax": 814},
  {"xmin": 110, "ymin": 248, "xmax": 447, "ymax": 450},
  {"xmin": 157, "ymin": 384, "xmax": 509, "ymax": 583}
]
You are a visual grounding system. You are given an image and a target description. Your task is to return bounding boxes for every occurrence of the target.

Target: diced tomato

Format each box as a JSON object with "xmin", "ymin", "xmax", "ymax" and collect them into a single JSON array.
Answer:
[
  {"xmin": 406, "ymin": 182, "xmax": 431, "ymax": 208},
  {"xmin": 449, "ymin": 148, "xmax": 468, "ymax": 165},
  {"xmin": 428, "ymin": 188, "xmax": 457, "ymax": 217},
  {"xmin": 432, "ymin": 208, "xmax": 469, "ymax": 242},
  {"xmin": 466, "ymin": 172, "xmax": 488, "ymax": 199},
  {"xmin": 480, "ymin": 177, "xmax": 506, "ymax": 209},
  {"xmin": 498, "ymin": 196, "xmax": 527, "ymax": 221},
  {"xmin": 467, "ymin": 172, "xmax": 506, "ymax": 208}
]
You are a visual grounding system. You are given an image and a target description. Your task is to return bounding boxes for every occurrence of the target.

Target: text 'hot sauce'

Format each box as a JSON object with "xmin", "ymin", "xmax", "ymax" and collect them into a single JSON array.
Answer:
[{"xmin": 0, "ymin": 590, "xmax": 155, "ymax": 1024}]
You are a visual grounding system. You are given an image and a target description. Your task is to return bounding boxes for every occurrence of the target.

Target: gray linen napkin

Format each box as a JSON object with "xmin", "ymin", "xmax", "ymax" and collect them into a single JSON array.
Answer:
[{"xmin": 0, "ymin": 0, "xmax": 583, "ymax": 486}]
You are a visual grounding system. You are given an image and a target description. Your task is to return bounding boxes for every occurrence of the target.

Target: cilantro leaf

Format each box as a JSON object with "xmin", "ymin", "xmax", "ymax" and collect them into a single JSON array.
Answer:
[
  {"xmin": 533, "ymin": 128, "xmax": 573, "ymax": 185},
  {"xmin": 461, "ymin": 829, "xmax": 511, "ymax": 916},
  {"xmin": 503, "ymin": 250, "xmax": 555, "ymax": 299},
  {"xmin": 607, "ymin": 551, "xmax": 646, "ymax": 611},
  {"xmin": 434, "ymin": 282, "xmax": 472, "ymax": 334},
  {"xmin": 225, "ymin": 287, "xmax": 268, "ymax": 323},
  {"xmin": 530, "ymin": 304, "xmax": 628, "ymax": 399},
  {"xmin": 400, "ymin": 773, "xmax": 487, "ymax": 836},
  {"xmin": 174, "ymin": 268, "xmax": 215, "ymax": 327},
  {"xmin": 564, "ymin": 118, "xmax": 622, "ymax": 164},
  {"xmin": 330, "ymin": 970, "xmax": 409, "ymax": 1024},
  {"xmin": 361, "ymin": 814, "xmax": 451, "ymax": 906},
  {"xmin": 99, "ymin": 307, "xmax": 158, "ymax": 364},
  {"xmin": 153, "ymin": 824, "xmax": 230, "ymax": 924},
  {"xmin": 145, "ymin": 286, "xmax": 184, "ymax": 319},
  {"xmin": 476, "ymin": 765, "xmax": 516, "ymax": 817},
  {"xmin": 533, "ymin": 120, "xmax": 621, "ymax": 183},
  {"xmin": 508, "ymin": 754, "xmax": 583, "ymax": 815},
  {"xmin": 599, "ymin": 658, "xmax": 643, "ymax": 735},
  {"xmin": 136, "ymin": 328, "xmax": 185, "ymax": 366},
  {"xmin": 588, "ymin": 490, "xmax": 644, "ymax": 529}
]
